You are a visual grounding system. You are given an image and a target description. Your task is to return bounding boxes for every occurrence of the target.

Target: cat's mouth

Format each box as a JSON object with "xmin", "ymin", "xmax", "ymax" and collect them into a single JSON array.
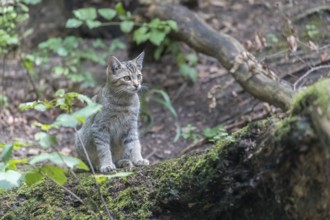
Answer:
[{"xmin": 132, "ymin": 85, "xmax": 141, "ymax": 91}]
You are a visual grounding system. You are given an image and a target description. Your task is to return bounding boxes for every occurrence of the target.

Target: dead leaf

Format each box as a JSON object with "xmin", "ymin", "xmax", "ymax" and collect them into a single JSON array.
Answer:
[
  {"xmin": 308, "ymin": 40, "xmax": 318, "ymax": 51},
  {"xmin": 287, "ymin": 35, "xmax": 297, "ymax": 52}
]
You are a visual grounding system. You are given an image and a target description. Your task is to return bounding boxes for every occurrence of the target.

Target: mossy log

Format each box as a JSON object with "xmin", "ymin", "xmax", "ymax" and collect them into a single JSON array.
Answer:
[{"xmin": 1, "ymin": 80, "xmax": 330, "ymax": 219}]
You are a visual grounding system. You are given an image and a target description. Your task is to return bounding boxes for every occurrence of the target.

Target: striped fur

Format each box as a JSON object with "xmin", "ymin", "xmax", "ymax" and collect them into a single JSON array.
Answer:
[{"xmin": 75, "ymin": 52, "xmax": 149, "ymax": 173}]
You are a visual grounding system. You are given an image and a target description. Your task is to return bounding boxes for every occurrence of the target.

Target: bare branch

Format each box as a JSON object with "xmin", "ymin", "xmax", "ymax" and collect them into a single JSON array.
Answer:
[{"xmin": 147, "ymin": 4, "xmax": 294, "ymax": 110}]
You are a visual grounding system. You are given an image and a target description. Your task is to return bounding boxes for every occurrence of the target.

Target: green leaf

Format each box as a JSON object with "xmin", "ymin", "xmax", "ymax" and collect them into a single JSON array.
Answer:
[
  {"xmin": 0, "ymin": 163, "xmax": 6, "ymax": 172},
  {"xmin": 38, "ymin": 38, "xmax": 62, "ymax": 51},
  {"xmin": 75, "ymin": 160, "xmax": 89, "ymax": 171},
  {"xmin": 72, "ymin": 102, "xmax": 102, "ymax": 122},
  {"xmin": 12, "ymin": 141, "xmax": 30, "ymax": 149},
  {"xmin": 1, "ymin": 144, "xmax": 13, "ymax": 164},
  {"xmin": 149, "ymin": 90, "xmax": 177, "ymax": 119},
  {"xmin": 54, "ymin": 114, "xmax": 80, "ymax": 128},
  {"xmin": 148, "ymin": 18, "xmax": 161, "ymax": 29},
  {"xmin": 154, "ymin": 45, "xmax": 165, "ymax": 61},
  {"xmin": 86, "ymin": 20, "xmax": 102, "ymax": 29},
  {"xmin": 186, "ymin": 53, "xmax": 198, "ymax": 65},
  {"xmin": 73, "ymin": 8, "xmax": 97, "ymax": 21},
  {"xmin": 24, "ymin": 171, "xmax": 43, "ymax": 186},
  {"xmin": 133, "ymin": 26, "xmax": 150, "ymax": 44},
  {"xmin": 203, "ymin": 127, "xmax": 217, "ymax": 138},
  {"xmin": 35, "ymin": 132, "xmax": 57, "ymax": 148},
  {"xmin": 63, "ymin": 36, "xmax": 80, "ymax": 49},
  {"xmin": 115, "ymin": 2, "xmax": 126, "ymax": 16},
  {"xmin": 30, "ymin": 152, "xmax": 56, "ymax": 165},
  {"xmin": 95, "ymin": 172, "xmax": 133, "ymax": 183},
  {"xmin": 30, "ymin": 152, "xmax": 86, "ymax": 170},
  {"xmin": 109, "ymin": 39, "xmax": 126, "ymax": 53},
  {"xmin": 149, "ymin": 29, "xmax": 166, "ymax": 46},
  {"xmin": 167, "ymin": 20, "xmax": 178, "ymax": 31},
  {"xmin": 22, "ymin": 0, "xmax": 41, "ymax": 5},
  {"xmin": 53, "ymin": 66, "xmax": 68, "ymax": 75},
  {"xmin": 120, "ymin": 20, "xmax": 134, "ymax": 33},
  {"xmin": 7, "ymin": 158, "xmax": 28, "ymax": 171},
  {"xmin": 56, "ymin": 47, "xmax": 68, "ymax": 57},
  {"xmin": 34, "ymin": 103, "xmax": 47, "ymax": 112},
  {"xmin": 65, "ymin": 18, "xmax": 83, "ymax": 28},
  {"xmin": 59, "ymin": 156, "xmax": 80, "ymax": 169},
  {"xmin": 179, "ymin": 64, "xmax": 198, "ymax": 82},
  {"xmin": 55, "ymin": 89, "xmax": 65, "ymax": 97},
  {"xmin": 33, "ymin": 122, "xmax": 53, "ymax": 131},
  {"xmin": 76, "ymin": 94, "xmax": 94, "ymax": 105},
  {"xmin": 0, "ymin": 170, "xmax": 22, "ymax": 190},
  {"xmin": 22, "ymin": 57, "xmax": 35, "ymax": 72},
  {"xmin": 98, "ymin": 8, "xmax": 116, "ymax": 20},
  {"xmin": 19, "ymin": 101, "xmax": 37, "ymax": 110},
  {"xmin": 41, "ymin": 165, "xmax": 67, "ymax": 185}
]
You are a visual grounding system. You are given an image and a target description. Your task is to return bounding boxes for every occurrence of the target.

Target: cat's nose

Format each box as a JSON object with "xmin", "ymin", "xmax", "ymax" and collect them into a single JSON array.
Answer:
[{"xmin": 133, "ymin": 84, "xmax": 139, "ymax": 89}]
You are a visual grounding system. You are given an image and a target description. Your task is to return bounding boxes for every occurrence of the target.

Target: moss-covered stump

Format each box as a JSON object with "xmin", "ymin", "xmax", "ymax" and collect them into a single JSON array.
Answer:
[{"xmin": 1, "ymin": 80, "xmax": 330, "ymax": 220}]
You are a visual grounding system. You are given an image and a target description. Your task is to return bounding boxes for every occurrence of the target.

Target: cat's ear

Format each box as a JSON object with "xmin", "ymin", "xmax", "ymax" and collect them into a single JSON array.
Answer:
[
  {"xmin": 133, "ymin": 51, "xmax": 145, "ymax": 70},
  {"xmin": 108, "ymin": 56, "xmax": 123, "ymax": 74}
]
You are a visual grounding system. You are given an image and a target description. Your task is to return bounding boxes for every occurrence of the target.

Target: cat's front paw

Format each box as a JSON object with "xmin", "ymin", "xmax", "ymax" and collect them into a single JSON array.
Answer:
[
  {"xmin": 134, "ymin": 159, "xmax": 149, "ymax": 167},
  {"xmin": 117, "ymin": 159, "xmax": 133, "ymax": 168},
  {"xmin": 100, "ymin": 163, "xmax": 116, "ymax": 173}
]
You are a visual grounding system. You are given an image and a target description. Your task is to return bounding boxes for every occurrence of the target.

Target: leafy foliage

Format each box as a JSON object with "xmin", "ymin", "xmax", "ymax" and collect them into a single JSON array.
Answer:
[
  {"xmin": 203, "ymin": 125, "xmax": 235, "ymax": 143},
  {"xmin": 66, "ymin": 3, "xmax": 179, "ymax": 61},
  {"xmin": 177, "ymin": 52, "xmax": 199, "ymax": 82},
  {"xmin": 305, "ymin": 24, "xmax": 320, "ymax": 39},
  {"xmin": 0, "ymin": 89, "xmax": 103, "ymax": 191},
  {"xmin": 0, "ymin": 170, "xmax": 23, "ymax": 191},
  {"xmin": 181, "ymin": 124, "xmax": 201, "ymax": 142},
  {"xmin": 146, "ymin": 89, "xmax": 177, "ymax": 119},
  {"xmin": 0, "ymin": 1, "xmax": 28, "ymax": 54},
  {"xmin": 24, "ymin": 36, "xmax": 126, "ymax": 87},
  {"xmin": 181, "ymin": 124, "xmax": 234, "ymax": 143}
]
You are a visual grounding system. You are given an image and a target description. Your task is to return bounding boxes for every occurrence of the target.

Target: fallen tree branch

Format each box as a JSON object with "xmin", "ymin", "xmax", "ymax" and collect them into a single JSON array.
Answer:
[{"xmin": 146, "ymin": 4, "xmax": 294, "ymax": 110}]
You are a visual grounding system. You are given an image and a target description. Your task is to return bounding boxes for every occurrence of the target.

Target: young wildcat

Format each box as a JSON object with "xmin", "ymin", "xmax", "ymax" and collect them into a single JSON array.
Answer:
[{"xmin": 75, "ymin": 51, "xmax": 149, "ymax": 173}]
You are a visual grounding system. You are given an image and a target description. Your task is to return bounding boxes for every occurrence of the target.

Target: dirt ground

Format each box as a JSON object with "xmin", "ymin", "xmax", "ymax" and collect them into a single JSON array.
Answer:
[{"xmin": 1, "ymin": 0, "xmax": 330, "ymax": 166}]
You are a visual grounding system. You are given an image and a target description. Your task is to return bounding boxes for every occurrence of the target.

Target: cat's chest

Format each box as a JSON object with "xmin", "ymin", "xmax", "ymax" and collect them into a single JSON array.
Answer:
[{"xmin": 101, "ymin": 104, "xmax": 138, "ymax": 126}]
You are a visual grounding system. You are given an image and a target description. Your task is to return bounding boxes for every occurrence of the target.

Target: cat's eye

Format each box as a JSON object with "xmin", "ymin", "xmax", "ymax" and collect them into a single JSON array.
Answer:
[
  {"xmin": 137, "ymin": 74, "xmax": 142, "ymax": 80},
  {"xmin": 123, "ymin": 76, "xmax": 131, "ymax": 81}
]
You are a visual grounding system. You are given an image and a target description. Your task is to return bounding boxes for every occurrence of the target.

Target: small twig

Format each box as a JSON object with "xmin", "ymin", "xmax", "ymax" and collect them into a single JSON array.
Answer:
[
  {"xmin": 291, "ymin": 52, "xmax": 313, "ymax": 69},
  {"xmin": 293, "ymin": 5, "xmax": 330, "ymax": 22},
  {"xmin": 1, "ymin": 55, "xmax": 6, "ymax": 108},
  {"xmin": 98, "ymin": 21, "xmax": 142, "ymax": 27},
  {"xmin": 180, "ymin": 138, "xmax": 206, "ymax": 155},
  {"xmin": 225, "ymin": 109, "xmax": 270, "ymax": 131},
  {"xmin": 293, "ymin": 64, "xmax": 330, "ymax": 91},
  {"xmin": 145, "ymin": 148, "xmax": 157, "ymax": 159},
  {"xmin": 172, "ymin": 82, "xmax": 186, "ymax": 103},
  {"xmin": 75, "ymin": 127, "xmax": 114, "ymax": 220},
  {"xmin": 18, "ymin": 55, "xmax": 40, "ymax": 100}
]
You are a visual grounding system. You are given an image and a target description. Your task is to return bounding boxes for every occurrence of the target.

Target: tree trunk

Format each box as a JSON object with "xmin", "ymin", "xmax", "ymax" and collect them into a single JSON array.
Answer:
[{"xmin": 2, "ymin": 80, "xmax": 330, "ymax": 220}]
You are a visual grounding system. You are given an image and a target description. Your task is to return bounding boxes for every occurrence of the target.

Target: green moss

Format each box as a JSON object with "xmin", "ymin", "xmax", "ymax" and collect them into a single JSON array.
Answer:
[
  {"xmin": 1, "ymin": 181, "xmax": 74, "ymax": 220},
  {"xmin": 274, "ymin": 116, "xmax": 300, "ymax": 139},
  {"xmin": 292, "ymin": 79, "xmax": 330, "ymax": 113},
  {"xmin": 0, "ymin": 120, "xmax": 271, "ymax": 219},
  {"xmin": 109, "ymin": 187, "xmax": 152, "ymax": 220}
]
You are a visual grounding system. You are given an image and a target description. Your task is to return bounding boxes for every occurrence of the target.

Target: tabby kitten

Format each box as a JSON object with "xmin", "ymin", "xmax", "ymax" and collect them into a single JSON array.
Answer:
[{"xmin": 75, "ymin": 51, "xmax": 149, "ymax": 173}]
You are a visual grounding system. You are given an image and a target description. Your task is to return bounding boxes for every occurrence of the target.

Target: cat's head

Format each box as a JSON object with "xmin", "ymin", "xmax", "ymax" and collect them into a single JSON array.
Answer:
[{"xmin": 107, "ymin": 51, "xmax": 144, "ymax": 94}]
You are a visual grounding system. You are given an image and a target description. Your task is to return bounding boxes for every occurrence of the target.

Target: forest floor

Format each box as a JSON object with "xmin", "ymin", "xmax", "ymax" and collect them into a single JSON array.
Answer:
[{"xmin": 1, "ymin": 0, "xmax": 330, "ymax": 166}]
